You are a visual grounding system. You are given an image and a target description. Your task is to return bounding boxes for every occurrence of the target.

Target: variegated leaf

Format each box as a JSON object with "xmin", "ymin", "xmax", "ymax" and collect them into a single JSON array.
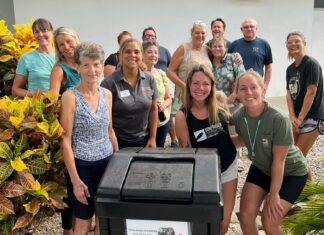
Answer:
[
  {"xmin": 35, "ymin": 122, "xmax": 49, "ymax": 135},
  {"xmin": 20, "ymin": 120, "xmax": 37, "ymax": 129},
  {"xmin": 23, "ymin": 198, "xmax": 41, "ymax": 216},
  {"xmin": 42, "ymin": 181, "xmax": 58, "ymax": 192},
  {"xmin": 0, "ymin": 193, "xmax": 15, "ymax": 214},
  {"xmin": 17, "ymin": 170, "xmax": 36, "ymax": 190},
  {"xmin": 34, "ymin": 180, "xmax": 41, "ymax": 191},
  {"xmin": 10, "ymin": 157, "xmax": 27, "ymax": 171},
  {"xmin": 43, "ymin": 154, "xmax": 51, "ymax": 163},
  {"xmin": 49, "ymin": 118, "xmax": 62, "ymax": 137},
  {"xmin": 13, "ymin": 133, "xmax": 28, "ymax": 157},
  {"xmin": 34, "ymin": 188, "xmax": 49, "ymax": 200},
  {"xmin": 0, "ymin": 161, "xmax": 14, "ymax": 182},
  {"xmin": 25, "ymin": 158, "xmax": 50, "ymax": 175},
  {"xmin": 0, "ymin": 129, "xmax": 14, "ymax": 141},
  {"xmin": 48, "ymin": 194, "xmax": 65, "ymax": 209},
  {"xmin": 9, "ymin": 116, "xmax": 24, "ymax": 129},
  {"xmin": 1, "ymin": 181, "xmax": 25, "ymax": 198},
  {"xmin": 12, "ymin": 213, "xmax": 33, "ymax": 230},
  {"xmin": 20, "ymin": 150, "xmax": 35, "ymax": 159},
  {"xmin": 3, "ymin": 72, "xmax": 15, "ymax": 81},
  {"xmin": 0, "ymin": 54, "xmax": 14, "ymax": 62},
  {"xmin": 0, "ymin": 142, "xmax": 13, "ymax": 159}
]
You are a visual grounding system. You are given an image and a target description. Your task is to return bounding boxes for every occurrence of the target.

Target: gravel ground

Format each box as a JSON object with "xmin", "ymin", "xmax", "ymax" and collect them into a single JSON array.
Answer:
[
  {"xmin": 32, "ymin": 135, "xmax": 324, "ymax": 235},
  {"xmin": 227, "ymin": 135, "xmax": 324, "ymax": 235}
]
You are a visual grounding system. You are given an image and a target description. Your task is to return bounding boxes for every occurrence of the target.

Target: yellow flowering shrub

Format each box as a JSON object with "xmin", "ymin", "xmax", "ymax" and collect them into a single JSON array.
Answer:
[{"xmin": 0, "ymin": 19, "xmax": 38, "ymax": 96}]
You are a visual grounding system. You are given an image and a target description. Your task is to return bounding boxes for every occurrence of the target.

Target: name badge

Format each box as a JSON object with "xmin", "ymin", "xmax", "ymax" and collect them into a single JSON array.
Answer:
[{"xmin": 120, "ymin": 90, "xmax": 130, "ymax": 98}]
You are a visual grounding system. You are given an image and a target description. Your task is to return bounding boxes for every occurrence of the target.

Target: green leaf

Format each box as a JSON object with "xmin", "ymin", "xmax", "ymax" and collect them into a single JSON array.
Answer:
[
  {"xmin": 25, "ymin": 158, "xmax": 50, "ymax": 175},
  {"xmin": 13, "ymin": 134, "xmax": 28, "ymax": 157},
  {"xmin": 20, "ymin": 150, "xmax": 35, "ymax": 159},
  {"xmin": 33, "ymin": 99, "xmax": 45, "ymax": 115},
  {"xmin": 3, "ymin": 72, "xmax": 15, "ymax": 81},
  {"xmin": 0, "ymin": 142, "xmax": 13, "ymax": 159},
  {"xmin": 0, "ymin": 161, "xmax": 14, "ymax": 182}
]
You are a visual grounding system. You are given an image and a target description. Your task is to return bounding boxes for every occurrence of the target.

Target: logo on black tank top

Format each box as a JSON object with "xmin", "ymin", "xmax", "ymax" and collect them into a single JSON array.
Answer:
[{"xmin": 193, "ymin": 123, "xmax": 224, "ymax": 142}]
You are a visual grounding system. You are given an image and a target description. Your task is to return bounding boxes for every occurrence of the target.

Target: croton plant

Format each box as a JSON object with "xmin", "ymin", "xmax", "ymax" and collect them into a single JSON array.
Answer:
[{"xmin": 0, "ymin": 90, "xmax": 66, "ymax": 234}]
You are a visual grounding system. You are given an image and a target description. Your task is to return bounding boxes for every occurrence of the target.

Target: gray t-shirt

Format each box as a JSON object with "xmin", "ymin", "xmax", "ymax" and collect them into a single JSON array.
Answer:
[
  {"xmin": 101, "ymin": 69, "xmax": 158, "ymax": 144},
  {"xmin": 233, "ymin": 103, "xmax": 307, "ymax": 176}
]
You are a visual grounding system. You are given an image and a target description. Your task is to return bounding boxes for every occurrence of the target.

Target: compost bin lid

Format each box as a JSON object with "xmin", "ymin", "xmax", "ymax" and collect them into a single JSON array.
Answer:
[{"xmin": 121, "ymin": 159, "xmax": 194, "ymax": 202}]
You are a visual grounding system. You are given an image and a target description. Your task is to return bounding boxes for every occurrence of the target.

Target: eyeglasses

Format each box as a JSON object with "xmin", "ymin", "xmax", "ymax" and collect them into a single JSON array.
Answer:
[
  {"xmin": 243, "ymin": 25, "xmax": 256, "ymax": 29},
  {"xmin": 34, "ymin": 29, "xmax": 50, "ymax": 35},
  {"xmin": 144, "ymin": 34, "xmax": 156, "ymax": 39},
  {"xmin": 286, "ymin": 39, "xmax": 304, "ymax": 45}
]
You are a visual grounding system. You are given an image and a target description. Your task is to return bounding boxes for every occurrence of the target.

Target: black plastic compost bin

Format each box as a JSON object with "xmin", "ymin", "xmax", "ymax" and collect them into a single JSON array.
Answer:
[{"xmin": 95, "ymin": 147, "xmax": 223, "ymax": 235}]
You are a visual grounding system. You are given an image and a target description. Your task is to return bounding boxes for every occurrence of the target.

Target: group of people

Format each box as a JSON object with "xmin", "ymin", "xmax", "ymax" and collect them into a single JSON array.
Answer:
[{"xmin": 9, "ymin": 17, "xmax": 324, "ymax": 235}]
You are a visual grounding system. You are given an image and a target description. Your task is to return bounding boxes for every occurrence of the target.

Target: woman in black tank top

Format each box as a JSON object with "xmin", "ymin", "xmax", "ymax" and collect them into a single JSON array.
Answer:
[{"xmin": 175, "ymin": 64, "xmax": 237, "ymax": 235}]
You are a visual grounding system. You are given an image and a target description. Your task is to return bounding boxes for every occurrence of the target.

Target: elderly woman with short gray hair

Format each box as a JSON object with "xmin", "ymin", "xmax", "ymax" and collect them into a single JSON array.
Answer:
[{"xmin": 60, "ymin": 42, "xmax": 118, "ymax": 234}]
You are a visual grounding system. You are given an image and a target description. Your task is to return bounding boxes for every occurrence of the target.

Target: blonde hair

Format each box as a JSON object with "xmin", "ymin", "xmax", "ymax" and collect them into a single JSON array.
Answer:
[
  {"xmin": 119, "ymin": 38, "xmax": 146, "ymax": 70},
  {"xmin": 54, "ymin": 27, "xmax": 80, "ymax": 63},
  {"xmin": 210, "ymin": 36, "xmax": 227, "ymax": 49},
  {"xmin": 183, "ymin": 64, "xmax": 230, "ymax": 124},
  {"xmin": 235, "ymin": 70, "xmax": 265, "ymax": 93}
]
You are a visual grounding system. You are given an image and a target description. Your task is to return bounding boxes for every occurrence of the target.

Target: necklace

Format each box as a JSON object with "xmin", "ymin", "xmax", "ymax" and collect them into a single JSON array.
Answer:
[{"xmin": 244, "ymin": 117, "xmax": 261, "ymax": 157}]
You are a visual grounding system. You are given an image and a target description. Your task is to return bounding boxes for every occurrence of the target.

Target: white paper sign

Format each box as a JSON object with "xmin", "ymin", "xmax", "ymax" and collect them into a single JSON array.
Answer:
[{"xmin": 126, "ymin": 219, "xmax": 191, "ymax": 235}]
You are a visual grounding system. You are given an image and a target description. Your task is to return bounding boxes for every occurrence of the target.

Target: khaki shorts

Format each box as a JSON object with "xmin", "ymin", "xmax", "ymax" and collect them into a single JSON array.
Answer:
[
  {"xmin": 170, "ymin": 97, "xmax": 183, "ymax": 117},
  {"xmin": 221, "ymin": 156, "xmax": 238, "ymax": 184}
]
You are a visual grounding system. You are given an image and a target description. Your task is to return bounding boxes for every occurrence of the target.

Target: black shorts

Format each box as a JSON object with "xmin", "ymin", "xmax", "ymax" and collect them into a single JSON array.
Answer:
[
  {"xmin": 67, "ymin": 157, "xmax": 110, "ymax": 220},
  {"xmin": 246, "ymin": 164, "xmax": 307, "ymax": 204},
  {"xmin": 60, "ymin": 173, "xmax": 73, "ymax": 229}
]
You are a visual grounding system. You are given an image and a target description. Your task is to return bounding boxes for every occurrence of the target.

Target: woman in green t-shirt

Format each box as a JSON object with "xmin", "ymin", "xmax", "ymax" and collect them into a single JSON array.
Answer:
[{"xmin": 231, "ymin": 70, "xmax": 307, "ymax": 235}]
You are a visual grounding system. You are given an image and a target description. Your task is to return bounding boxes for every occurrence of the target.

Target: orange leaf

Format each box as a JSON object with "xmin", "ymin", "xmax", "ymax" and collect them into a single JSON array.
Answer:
[
  {"xmin": 0, "ymin": 193, "xmax": 15, "ymax": 214},
  {"xmin": 1, "ymin": 181, "xmax": 26, "ymax": 198},
  {"xmin": 48, "ymin": 194, "xmax": 65, "ymax": 209},
  {"xmin": 0, "ymin": 129, "xmax": 14, "ymax": 141},
  {"xmin": 17, "ymin": 170, "xmax": 36, "ymax": 190},
  {"xmin": 12, "ymin": 213, "xmax": 33, "ymax": 230}
]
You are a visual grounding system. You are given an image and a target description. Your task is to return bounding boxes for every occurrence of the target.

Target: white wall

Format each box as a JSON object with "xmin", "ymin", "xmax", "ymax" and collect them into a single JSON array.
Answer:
[
  {"xmin": 312, "ymin": 9, "xmax": 324, "ymax": 66},
  {"xmin": 13, "ymin": 0, "xmax": 321, "ymax": 97}
]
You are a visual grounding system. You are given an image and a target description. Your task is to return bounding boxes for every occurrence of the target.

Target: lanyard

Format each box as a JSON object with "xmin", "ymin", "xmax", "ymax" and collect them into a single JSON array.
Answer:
[{"xmin": 244, "ymin": 117, "xmax": 261, "ymax": 157}]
